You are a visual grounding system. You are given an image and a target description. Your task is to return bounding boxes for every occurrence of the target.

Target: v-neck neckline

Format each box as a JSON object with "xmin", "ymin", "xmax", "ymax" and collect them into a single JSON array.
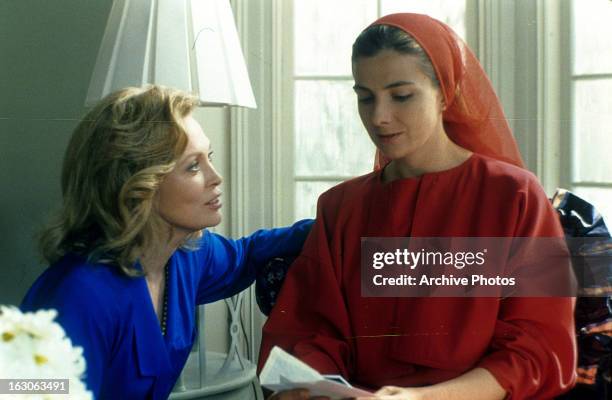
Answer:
[
  {"xmin": 160, "ymin": 262, "xmax": 170, "ymax": 336},
  {"xmin": 138, "ymin": 258, "xmax": 173, "ymax": 342}
]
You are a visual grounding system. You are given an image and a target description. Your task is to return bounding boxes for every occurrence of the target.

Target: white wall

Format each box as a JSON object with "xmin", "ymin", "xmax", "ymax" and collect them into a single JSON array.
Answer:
[{"xmin": 0, "ymin": 0, "xmax": 112, "ymax": 305}]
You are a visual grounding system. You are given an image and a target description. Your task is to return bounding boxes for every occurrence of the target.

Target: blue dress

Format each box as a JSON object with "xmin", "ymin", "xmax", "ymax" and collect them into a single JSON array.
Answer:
[{"xmin": 21, "ymin": 220, "xmax": 312, "ymax": 399}]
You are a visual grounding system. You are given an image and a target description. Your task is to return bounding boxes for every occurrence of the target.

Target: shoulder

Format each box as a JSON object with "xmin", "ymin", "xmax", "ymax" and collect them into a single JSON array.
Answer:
[
  {"xmin": 184, "ymin": 220, "xmax": 313, "ymax": 255},
  {"xmin": 469, "ymin": 154, "xmax": 562, "ymax": 235},
  {"xmin": 20, "ymin": 256, "xmax": 128, "ymax": 363},
  {"xmin": 469, "ymin": 154, "xmax": 546, "ymax": 197},
  {"xmin": 317, "ymin": 171, "xmax": 378, "ymax": 208},
  {"xmin": 174, "ymin": 230, "xmax": 231, "ymax": 262},
  {"xmin": 22, "ymin": 255, "xmax": 130, "ymax": 316},
  {"xmin": 178, "ymin": 230, "xmax": 241, "ymax": 263},
  {"xmin": 174, "ymin": 230, "xmax": 239, "ymax": 279},
  {"xmin": 471, "ymin": 154, "xmax": 538, "ymax": 185}
]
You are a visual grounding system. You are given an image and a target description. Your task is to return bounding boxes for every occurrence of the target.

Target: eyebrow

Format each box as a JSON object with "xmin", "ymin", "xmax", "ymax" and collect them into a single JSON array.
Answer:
[
  {"xmin": 353, "ymin": 81, "xmax": 416, "ymax": 91},
  {"xmin": 182, "ymin": 149, "xmax": 213, "ymax": 159}
]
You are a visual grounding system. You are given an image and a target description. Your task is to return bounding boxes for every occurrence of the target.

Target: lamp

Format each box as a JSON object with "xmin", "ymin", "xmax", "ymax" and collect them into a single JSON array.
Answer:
[{"xmin": 86, "ymin": 0, "xmax": 256, "ymax": 108}]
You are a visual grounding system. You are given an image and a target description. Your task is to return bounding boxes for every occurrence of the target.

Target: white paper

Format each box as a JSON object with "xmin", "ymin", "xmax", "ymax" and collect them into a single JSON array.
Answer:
[{"xmin": 260, "ymin": 347, "xmax": 373, "ymax": 399}]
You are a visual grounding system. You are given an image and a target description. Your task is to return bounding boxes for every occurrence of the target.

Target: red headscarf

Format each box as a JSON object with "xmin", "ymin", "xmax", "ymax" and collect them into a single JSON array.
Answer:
[{"xmin": 369, "ymin": 13, "xmax": 524, "ymax": 169}]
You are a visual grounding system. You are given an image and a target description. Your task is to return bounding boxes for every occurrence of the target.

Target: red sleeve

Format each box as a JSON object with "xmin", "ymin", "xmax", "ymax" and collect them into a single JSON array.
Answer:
[
  {"xmin": 478, "ymin": 178, "xmax": 577, "ymax": 399},
  {"xmin": 258, "ymin": 192, "xmax": 353, "ymax": 377}
]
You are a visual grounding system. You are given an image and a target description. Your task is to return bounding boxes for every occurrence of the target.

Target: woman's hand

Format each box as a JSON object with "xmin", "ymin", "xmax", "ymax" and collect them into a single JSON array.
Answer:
[
  {"xmin": 354, "ymin": 385, "xmax": 425, "ymax": 400},
  {"xmin": 355, "ymin": 368, "xmax": 505, "ymax": 400},
  {"xmin": 374, "ymin": 386, "xmax": 426, "ymax": 399},
  {"xmin": 267, "ymin": 388, "xmax": 330, "ymax": 400}
]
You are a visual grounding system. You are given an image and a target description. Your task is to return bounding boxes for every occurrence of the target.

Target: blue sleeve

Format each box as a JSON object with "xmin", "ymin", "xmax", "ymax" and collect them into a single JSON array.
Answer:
[
  {"xmin": 194, "ymin": 219, "xmax": 313, "ymax": 304},
  {"xmin": 21, "ymin": 269, "xmax": 115, "ymax": 398}
]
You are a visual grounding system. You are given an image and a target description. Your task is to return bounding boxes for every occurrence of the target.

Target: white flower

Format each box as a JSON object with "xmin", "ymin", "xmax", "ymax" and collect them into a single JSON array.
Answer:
[{"xmin": 0, "ymin": 305, "xmax": 92, "ymax": 400}]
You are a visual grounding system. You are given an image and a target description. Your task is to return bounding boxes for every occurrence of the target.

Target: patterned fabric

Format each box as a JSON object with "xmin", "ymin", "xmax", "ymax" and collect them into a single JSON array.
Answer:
[
  {"xmin": 256, "ymin": 257, "xmax": 296, "ymax": 316},
  {"xmin": 553, "ymin": 189, "xmax": 611, "ymax": 400}
]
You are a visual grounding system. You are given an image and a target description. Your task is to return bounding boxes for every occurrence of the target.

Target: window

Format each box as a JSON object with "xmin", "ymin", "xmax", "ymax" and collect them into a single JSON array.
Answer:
[
  {"xmin": 287, "ymin": 0, "xmax": 468, "ymax": 220},
  {"xmin": 568, "ymin": 0, "xmax": 612, "ymax": 220},
  {"xmin": 227, "ymin": 0, "xmax": 612, "ymax": 366},
  {"xmin": 232, "ymin": 0, "xmax": 612, "ymax": 363}
]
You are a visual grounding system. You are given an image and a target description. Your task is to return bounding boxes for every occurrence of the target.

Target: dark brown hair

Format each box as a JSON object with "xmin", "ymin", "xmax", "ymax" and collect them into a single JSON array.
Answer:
[{"xmin": 352, "ymin": 24, "xmax": 440, "ymax": 88}]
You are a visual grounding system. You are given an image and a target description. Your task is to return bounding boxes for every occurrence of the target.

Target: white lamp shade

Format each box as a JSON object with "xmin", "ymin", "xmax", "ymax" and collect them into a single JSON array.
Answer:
[{"xmin": 86, "ymin": 0, "xmax": 256, "ymax": 108}]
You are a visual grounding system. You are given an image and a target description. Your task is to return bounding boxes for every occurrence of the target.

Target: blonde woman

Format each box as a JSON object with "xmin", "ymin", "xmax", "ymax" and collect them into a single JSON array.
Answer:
[{"xmin": 21, "ymin": 85, "xmax": 312, "ymax": 399}]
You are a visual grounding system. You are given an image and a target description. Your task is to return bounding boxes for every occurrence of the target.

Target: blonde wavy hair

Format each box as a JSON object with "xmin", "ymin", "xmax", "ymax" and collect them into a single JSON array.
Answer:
[{"xmin": 40, "ymin": 85, "xmax": 199, "ymax": 276}]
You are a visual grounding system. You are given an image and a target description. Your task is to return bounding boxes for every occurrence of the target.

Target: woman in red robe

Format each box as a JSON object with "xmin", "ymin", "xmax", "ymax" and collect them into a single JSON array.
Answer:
[{"xmin": 259, "ymin": 13, "xmax": 576, "ymax": 399}]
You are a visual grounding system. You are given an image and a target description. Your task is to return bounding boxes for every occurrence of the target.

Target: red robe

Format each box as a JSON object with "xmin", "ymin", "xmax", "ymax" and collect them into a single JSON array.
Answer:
[{"xmin": 259, "ymin": 154, "xmax": 576, "ymax": 399}]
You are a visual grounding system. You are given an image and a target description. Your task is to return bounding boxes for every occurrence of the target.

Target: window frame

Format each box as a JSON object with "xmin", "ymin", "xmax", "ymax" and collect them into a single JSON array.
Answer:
[
  {"xmin": 277, "ymin": 0, "xmax": 477, "ymax": 224},
  {"xmin": 565, "ymin": 0, "xmax": 612, "ymax": 197}
]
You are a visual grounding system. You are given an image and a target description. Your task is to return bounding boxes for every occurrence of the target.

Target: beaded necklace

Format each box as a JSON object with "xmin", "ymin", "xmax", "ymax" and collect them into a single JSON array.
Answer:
[{"xmin": 160, "ymin": 263, "xmax": 169, "ymax": 336}]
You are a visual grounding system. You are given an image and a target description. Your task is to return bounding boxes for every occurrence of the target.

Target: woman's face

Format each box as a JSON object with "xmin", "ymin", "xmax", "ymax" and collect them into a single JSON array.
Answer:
[
  {"xmin": 157, "ymin": 114, "xmax": 222, "ymax": 237},
  {"xmin": 352, "ymin": 49, "xmax": 445, "ymax": 161}
]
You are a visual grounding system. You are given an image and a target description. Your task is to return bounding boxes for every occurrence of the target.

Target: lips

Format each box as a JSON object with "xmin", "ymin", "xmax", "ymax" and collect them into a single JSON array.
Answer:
[
  {"xmin": 206, "ymin": 194, "xmax": 222, "ymax": 209},
  {"xmin": 376, "ymin": 132, "xmax": 402, "ymax": 143}
]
